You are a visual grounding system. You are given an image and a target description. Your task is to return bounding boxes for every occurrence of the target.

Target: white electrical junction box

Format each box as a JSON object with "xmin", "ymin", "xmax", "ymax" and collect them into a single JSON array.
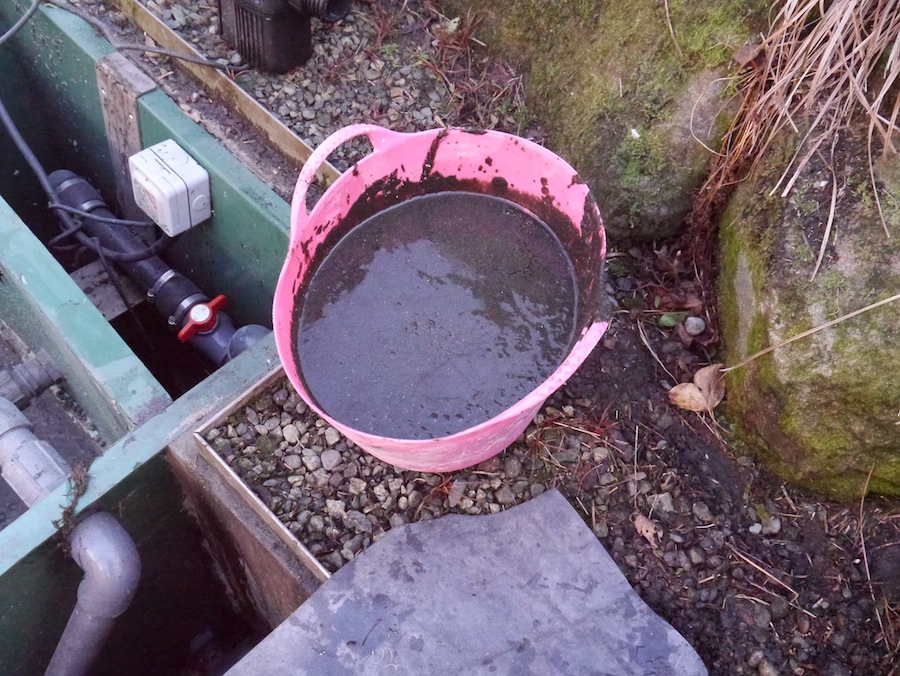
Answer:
[{"xmin": 129, "ymin": 139, "xmax": 211, "ymax": 236}]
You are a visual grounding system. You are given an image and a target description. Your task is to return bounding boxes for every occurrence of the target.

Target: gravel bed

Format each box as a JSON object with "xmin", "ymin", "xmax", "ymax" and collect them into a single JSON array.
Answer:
[
  {"xmin": 129, "ymin": 0, "xmax": 531, "ymax": 171},
  {"xmin": 204, "ymin": 385, "xmax": 600, "ymax": 573},
  {"xmin": 201, "ymin": 245, "xmax": 900, "ymax": 674}
]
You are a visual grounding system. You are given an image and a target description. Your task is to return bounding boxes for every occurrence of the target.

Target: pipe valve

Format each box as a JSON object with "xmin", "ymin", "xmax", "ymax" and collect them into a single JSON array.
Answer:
[{"xmin": 177, "ymin": 294, "xmax": 227, "ymax": 342}]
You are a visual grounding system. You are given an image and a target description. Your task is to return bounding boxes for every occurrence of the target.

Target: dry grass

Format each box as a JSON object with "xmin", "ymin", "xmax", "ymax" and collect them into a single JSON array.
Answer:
[{"xmin": 688, "ymin": 0, "xmax": 900, "ymax": 291}]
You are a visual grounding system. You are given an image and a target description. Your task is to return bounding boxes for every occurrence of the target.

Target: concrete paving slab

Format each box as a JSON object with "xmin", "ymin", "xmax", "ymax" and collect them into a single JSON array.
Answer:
[{"xmin": 227, "ymin": 488, "xmax": 707, "ymax": 675}]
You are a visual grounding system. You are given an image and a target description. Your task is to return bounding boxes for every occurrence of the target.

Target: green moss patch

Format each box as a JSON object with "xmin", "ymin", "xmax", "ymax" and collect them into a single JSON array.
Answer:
[
  {"xmin": 718, "ymin": 128, "xmax": 900, "ymax": 498},
  {"xmin": 445, "ymin": 0, "xmax": 769, "ymax": 239}
]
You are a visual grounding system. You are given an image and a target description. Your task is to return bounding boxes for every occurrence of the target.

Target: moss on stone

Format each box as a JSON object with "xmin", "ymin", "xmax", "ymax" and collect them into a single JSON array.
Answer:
[
  {"xmin": 718, "ymin": 125, "xmax": 900, "ymax": 499},
  {"xmin": 445, "ymin": 0, "xmax": 769, "ymax": 239}
]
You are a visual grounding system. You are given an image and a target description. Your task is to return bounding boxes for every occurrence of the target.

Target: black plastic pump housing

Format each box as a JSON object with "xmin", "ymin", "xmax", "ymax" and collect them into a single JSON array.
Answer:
[{"xmin": 218, "ymin": 0, "xmax": 351, "ymax": 73}]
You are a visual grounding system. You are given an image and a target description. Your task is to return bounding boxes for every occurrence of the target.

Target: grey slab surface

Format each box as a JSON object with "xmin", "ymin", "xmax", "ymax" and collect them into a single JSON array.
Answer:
[{"xmin": 229, "ymin": 489, "xmax": 706, "ymax": 675}]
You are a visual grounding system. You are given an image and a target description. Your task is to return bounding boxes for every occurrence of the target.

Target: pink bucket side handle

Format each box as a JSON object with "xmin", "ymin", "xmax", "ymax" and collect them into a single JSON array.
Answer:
[{"xmin": 291, "ymin": 124, "xmax": 409, "ymax": 223}]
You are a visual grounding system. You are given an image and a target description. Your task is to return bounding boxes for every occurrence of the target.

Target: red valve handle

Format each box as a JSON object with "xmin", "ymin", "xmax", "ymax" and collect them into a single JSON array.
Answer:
[{"xmin": 177, "ymin": 295, "xmax": 227, "ymax": 342}]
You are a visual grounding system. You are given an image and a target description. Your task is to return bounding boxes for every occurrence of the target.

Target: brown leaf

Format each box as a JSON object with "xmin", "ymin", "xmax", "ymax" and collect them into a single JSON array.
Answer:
[
  {"xmin": 668, "ymin": 382, "xmax": 709, "ymax": 412},
  {"xmin": 668, "ymin": 363, "xmax": 725, "ymax": 413},
  {"xmin": 632, "ymin": 512, "xmax": 663, "ymax": 548},
  {"xmin": 694, "ymin": 363, "xmax": 725, "ymax": 410}
]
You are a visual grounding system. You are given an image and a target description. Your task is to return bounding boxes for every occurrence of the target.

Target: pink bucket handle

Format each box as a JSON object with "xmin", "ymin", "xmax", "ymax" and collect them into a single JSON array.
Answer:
[{"xmin": 291, "ymin": 124, "xmax": 409, "ymax": 228}]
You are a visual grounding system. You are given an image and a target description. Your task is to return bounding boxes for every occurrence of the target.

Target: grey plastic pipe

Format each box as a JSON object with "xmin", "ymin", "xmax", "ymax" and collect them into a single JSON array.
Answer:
[
  {"xmin": 0, "ymin": 397, "xmax": 68, "ymax": 505},
  {"xmin": 45, "ymin": 511, "xmax": 142, "ymax": 676},
  {"xmin": 0, "ymin": 396, "xmax": 140, "ymax": 675},
  {"xmin": 0, "ymin": 350, "xmax": 62, "ymax": 410}
]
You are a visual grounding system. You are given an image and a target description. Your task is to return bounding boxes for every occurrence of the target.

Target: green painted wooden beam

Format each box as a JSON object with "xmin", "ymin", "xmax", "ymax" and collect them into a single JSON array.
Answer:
[
  {"xmin": 0, "ymin": 197, "xmax": 169, "ymax": 439},
  {"xmin": 0, "ymin": 333, "xmax": 279, "ymax": 578}
]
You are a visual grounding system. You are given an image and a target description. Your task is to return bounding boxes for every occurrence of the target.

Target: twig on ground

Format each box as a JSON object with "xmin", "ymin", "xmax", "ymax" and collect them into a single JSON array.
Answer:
[
  {"xmin": 637, "ymin": 320, "xmax": 677, "ymax": 382},
  {"xmin": 859, "ymin": 465, "xmax": 889, "ymax": 643},
  {"xmin": 728, "ymin": 544, "xmax": 800, "ymax": 601},
  {"xmin": 662, "ymin": 0, "xmax": 684, "ymax": 59}
]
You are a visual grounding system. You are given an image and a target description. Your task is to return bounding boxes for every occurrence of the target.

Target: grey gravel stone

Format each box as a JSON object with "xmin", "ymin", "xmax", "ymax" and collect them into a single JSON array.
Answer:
[
  {"xmin": 283, "ymin": 454, "xmax": 303, "ymax": 470},
  {"xmin": 758, "ymin": 659, "xmax": 778, "ymax": 676},
  {"xmin": 324, "ymin": 427, "xmax": 341, "ymax": 447},
  {"xmin": 321, "ymin": 449, "xmax": 342, "ymax": 471},
  {"xmin": 283, "ymin": 423, "xmax": 300, "ymax": 445},
  {"xmin": 504, "ymin": 457, "xmax": 522, "ymax": 478},
  {"xmin": 344, "ymin": 510, "xmax": 373, "ymax": 534},
  {"xmin": 302, "ymin": 454, "xmax": 322, "ymax": 471},
  {"xmin": 769, "ymin": 596, "xmax": 790, "ymax": 620},
  {"xmin": 692, "ymin": 502, "xmax": 714, "ymax": 524},
  {"xmin": 495, "ymin": 485, "xmax": 516, "ymax": 505},
  {"xmin": 684, "ymin": 316, "xmax": 706, "ymax": 336},
  {"xmin": 752, "ymin": 604, "xmax": 772, "ymax": 630}
]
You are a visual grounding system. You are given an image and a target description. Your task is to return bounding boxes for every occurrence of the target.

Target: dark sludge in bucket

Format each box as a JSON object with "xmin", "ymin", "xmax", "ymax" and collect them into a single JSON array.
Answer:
[{"xmin": 296, "ymin": 191, "xmax": 578, "ymax": 440}]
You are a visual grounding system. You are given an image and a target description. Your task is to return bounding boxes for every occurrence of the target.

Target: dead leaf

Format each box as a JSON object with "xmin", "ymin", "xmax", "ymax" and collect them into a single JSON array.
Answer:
[
  {"xmin": 667, "ymin": 383, "xmax": 708, "ymax": 411},
  {"xmin": 632, "ymin": 512, "xmax": 663, "ymax": 548},
  {"xmin": 694, "ymin": 363, "xmax": 725, "ymax": 408},
  {"xmin": 447, "ymin": 479, "xmax": 466, "ymax": 508},
  {"xmin": 667, "ymin": 363, "xmax": 725, "ymax": 413}
]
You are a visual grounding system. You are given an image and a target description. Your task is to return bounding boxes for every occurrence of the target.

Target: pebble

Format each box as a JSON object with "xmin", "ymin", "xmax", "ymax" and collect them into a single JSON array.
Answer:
[
  {"xmin": 324, "ymin": 427, "xmax": 341, "ymax": 447},
  {"xmin": 649, "ymin": 492, "xmax": 674, "ymax": 513},
  {"xmin": 761, "ymin": 516, "xmax": 782, "ymax": 535},
  {"xmin": 688, "ymin": 547, "xmax": 706, "ymax": 565},
  {"xmin": 283, "ymin": 454, "xmax": 303, "ymax": 470},
  {"xmin": 321, "ymin": 449, "xmax": 342, "ymax": 471},
  {"xmin": 757, "ymin": 659, "xmax": 778, "ymax": 676},
  {"xmin": 302, "ymin": 454, "xmax": 322, "ymax": 471},
  {"xmin": 692, "ymin": 501, "xmax": 714, "ymax": 523},
  {"xmin": 325, "ymin": 499, "xmax": 346, "ymax": 519},
  {"xmin": 504, "ymin": 457, "xmax": 522, "ymax": 478},
  {"xmin": 769, "ymin": 596, "xmax": 790, "ymax": 620},
  {"xmin": 747, "ymin": 649, "xmax": 765, "ymax": 668},
  {"xmin": 752, "ymin": 604, "xmax": 772, "ymax": 629},
  {"xmin": 283, "ymin": 424, "xmax": 300, "ymax": 445},
  {"xmin": 495, "ymin": 485, "xmax": 516, "ymax": 505},
  {"xmin": 344, "ymin": 510, "xmax": 372, "ymax": 533},
  {"xmin": 684, "ymin": 316, "xmax": 706, "ymax": 336}
]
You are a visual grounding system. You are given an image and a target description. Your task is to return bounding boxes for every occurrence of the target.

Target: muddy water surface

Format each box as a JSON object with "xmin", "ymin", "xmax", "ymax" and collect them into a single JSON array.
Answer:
[{"xmin": 297, "ymin": 191, "xmax": 577, "ymax": 439}]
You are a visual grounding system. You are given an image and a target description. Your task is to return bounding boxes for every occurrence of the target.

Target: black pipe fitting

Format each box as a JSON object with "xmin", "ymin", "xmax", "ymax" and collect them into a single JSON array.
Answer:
[
  {"xmin": 48, "ymin": 171, "xmax": 204, "ymax": 324},
  {"xmin": 219, "ymin": 0, "xmax": 351, "ymax": 73},
  {"xmin": 47, "ymin": 171, "xmax": 270, "ymax": 366}
]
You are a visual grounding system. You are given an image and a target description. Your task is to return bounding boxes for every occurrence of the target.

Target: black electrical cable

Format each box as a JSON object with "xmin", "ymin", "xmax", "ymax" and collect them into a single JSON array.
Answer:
[
  {"xmin": 46, "ymin": 0, "xmax": 244, "ymax": 73},
  {"xmin": 0, "ymin": 0, "xmax": 41, "ymax": 47},
  {"xmin": 47, "ymin": 202, "xmax": 155, "ymax": 227},
  {"xmin": 95, "ymin": 238, "xmax": 156, "ymax": 349},
  {"xmin": 0, "ymin": 94, "xmax": 167, "ymax": 262}
]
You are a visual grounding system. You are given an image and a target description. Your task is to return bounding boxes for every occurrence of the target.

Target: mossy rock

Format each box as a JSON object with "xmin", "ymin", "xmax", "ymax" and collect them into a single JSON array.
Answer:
[
  {"xmin": 446, "ymin": 0, "xmax": 768, "ymax": 240},
  {"xmin": 719, "ymin": 126, "xmax": 900, "ymax": 499}
]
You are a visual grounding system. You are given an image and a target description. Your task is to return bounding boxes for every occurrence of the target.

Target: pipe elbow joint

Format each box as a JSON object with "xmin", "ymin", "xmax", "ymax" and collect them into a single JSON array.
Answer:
[{"xmin": 70, "ymin": 512, "xmax": 141, "ymax": 618}]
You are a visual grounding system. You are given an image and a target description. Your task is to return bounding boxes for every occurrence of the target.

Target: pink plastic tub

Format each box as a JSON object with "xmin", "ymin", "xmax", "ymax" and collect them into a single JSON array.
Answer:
[{"xmin": 273, "ymin": 124, "xmax": 607, "ymax": 472}]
